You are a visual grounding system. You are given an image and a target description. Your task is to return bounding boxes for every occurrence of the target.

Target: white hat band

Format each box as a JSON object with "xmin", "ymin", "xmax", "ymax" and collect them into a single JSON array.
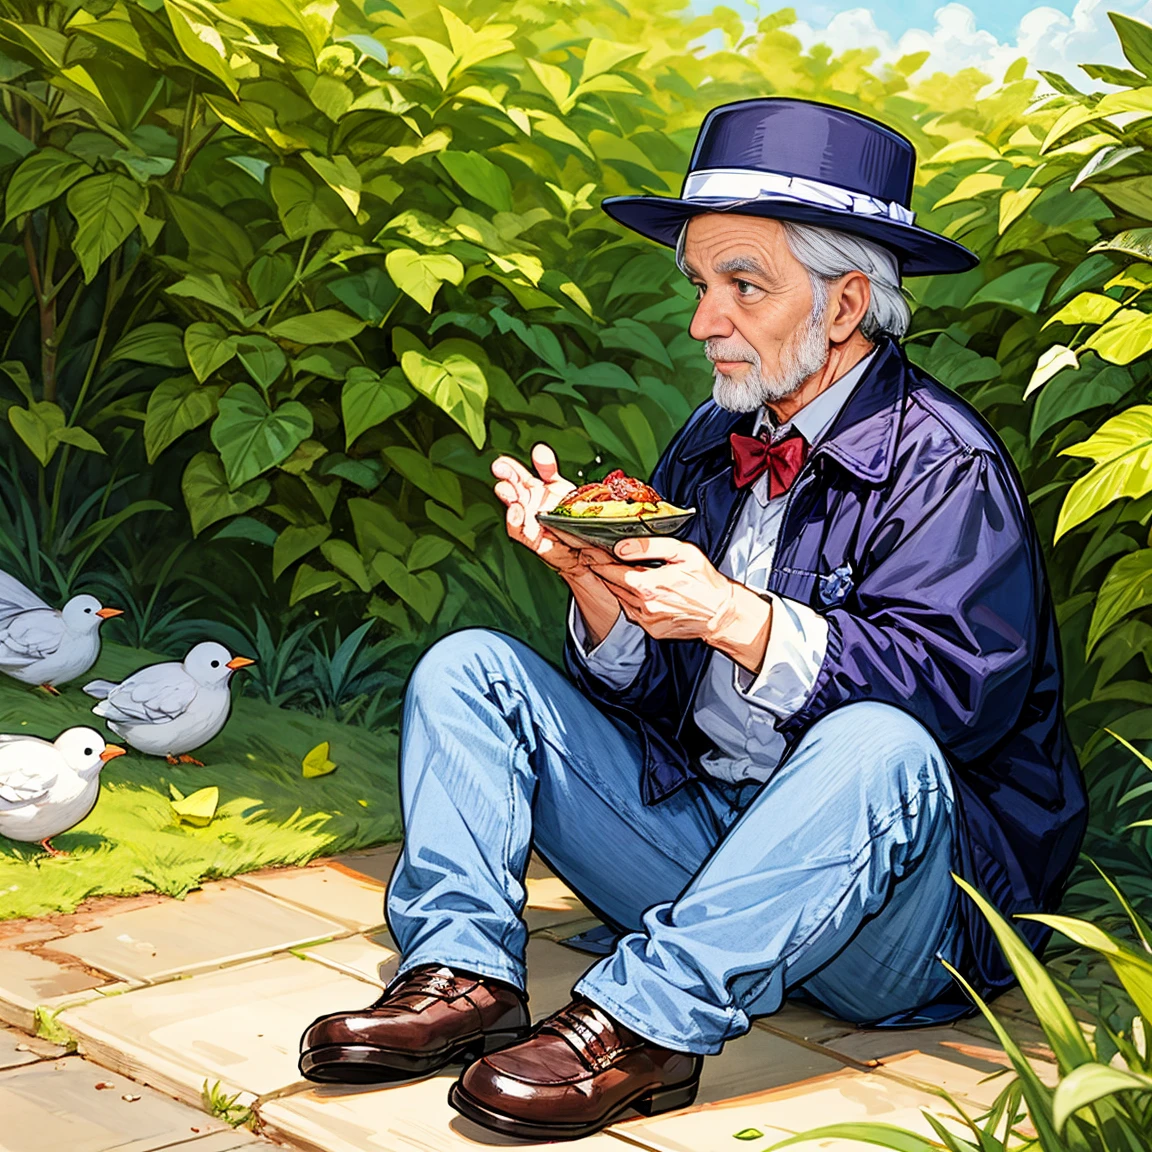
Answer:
[{"xmin": 682, "ymin": 168, "xmax": 916, "ymax": 227}]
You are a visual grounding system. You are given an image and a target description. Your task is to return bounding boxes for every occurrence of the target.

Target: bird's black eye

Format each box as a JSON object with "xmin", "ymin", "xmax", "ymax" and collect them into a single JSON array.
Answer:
[
  {"xmin": 211, "ymin": 659, "xmax": 220, "ymax": 668},
  {"xmin": 84, "ymin": 607, "xmax": 91, "ymax": 614},
  {"xmin": 84, "ymin": 747, "xmax": 92, "ymax": 756}
]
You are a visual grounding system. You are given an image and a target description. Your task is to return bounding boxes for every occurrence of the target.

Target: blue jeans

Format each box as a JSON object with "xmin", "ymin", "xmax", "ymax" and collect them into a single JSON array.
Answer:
[{"xmin": 386, "ymin": 628, "xmax": 961, "ymax": 1055}]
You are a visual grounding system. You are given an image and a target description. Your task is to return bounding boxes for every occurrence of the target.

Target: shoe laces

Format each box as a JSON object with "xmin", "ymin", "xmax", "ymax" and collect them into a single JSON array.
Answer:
[{"xmin": 374, "ymin": 965, "xmax": 461, "ymax": 1006}]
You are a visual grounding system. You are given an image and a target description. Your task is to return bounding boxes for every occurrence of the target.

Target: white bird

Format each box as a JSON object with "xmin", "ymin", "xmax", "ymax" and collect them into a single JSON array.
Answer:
[
  {"xmin": 0, "ymin": 571, "xmax": 123, "ymax": 693},
  {"xmin": 0, "ymin": 727, "xmax": 125, "ymax": 855},
  {"xmin": 82, "ymin": 642, "xmax": 255, "ymax": 765}
]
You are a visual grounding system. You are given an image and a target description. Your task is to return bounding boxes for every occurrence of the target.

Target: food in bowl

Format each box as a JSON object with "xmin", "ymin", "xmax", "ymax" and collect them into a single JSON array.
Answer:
[{"xmin": 549, "ymin": 470, "xmax": 691, "ymax": 519}]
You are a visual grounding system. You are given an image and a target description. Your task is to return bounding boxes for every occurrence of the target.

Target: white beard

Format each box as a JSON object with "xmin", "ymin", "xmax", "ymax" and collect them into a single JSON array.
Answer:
[{"xmin": 707, "ymin": 305, "xmax": 830, "ymax": 413}]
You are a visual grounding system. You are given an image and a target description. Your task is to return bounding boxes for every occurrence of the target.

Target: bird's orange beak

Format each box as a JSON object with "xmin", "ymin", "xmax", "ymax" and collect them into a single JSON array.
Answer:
[
  {"xmin": 96, "ymin": 607, "xmax": 124, "ymax": 619},
  {"xmin": 99, "ymin": 745, "xmax": 126, "ymax": 762},
  {"xmin": 226, "ymin": 656, "xmax": 256, "ymax": 670}
]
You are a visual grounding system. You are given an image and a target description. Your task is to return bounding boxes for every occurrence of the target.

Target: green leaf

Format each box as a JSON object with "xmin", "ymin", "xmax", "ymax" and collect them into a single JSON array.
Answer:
[
  {"xmin": 235, "ymin": 336, "xmax": 287, "ymax": 391},
  {"xmin": 1020, "ymin": 910, "xmax": 1152, "ymax": 1022},
  {"xmin": 349, "ymin": 497, "xmax": 413, "ymax": 558},
  {"xmin": 424, "ymin": 500, "xmax": 497, "ymax": 550},
  {"xmin": 953, "ymin": 875, "xmax": 1094, "ymax": 1072},
  {"xmin": 437, "ymin": 151, "xmax": 513, "ymax": 212},
  {"xmin": 302, "ymin": 740, "xmax": 337, "ymax": 778},
  {"xmin": 289, "ymin": 563, "xmax": 348, "ymax": 605},
  {"xmin": 4, "ymin": 147, "xmax": 90, "ymax": 223},
  {"xmin": 1052, "ymin": 1062, "xmax": 1152, "ymax": 1131},
  {"xmin": 8, "ymin": 401, "xmax": 65, "ymax": 466},
  {"xmin": 1092, "ymin": 227, "xmax": 1152, "ymax": 263},
  {"xmin": 1024, "ymin": 344, "xmax": 1078, "ymax": 400},
  {"xmin": 107, "ymin": 323, "xmax": 188, "ymax": 369},
  {"xmin": 606, "ymin": 251, "xmax": 675, "ymax": 303},
  {"xmin": 764, "ymin": 1126, "xmax": 945, "ymax": 1152},
  {"xmin": 1084, "ymin": 308, "xmax": 1152, "ymax": 365},
  {"xmin": 1087, "ymin": 548, "xmax": 1152, "ymax": 652},
  {"xmin": 55, "ymin": 426, "xmax": 104, "ymax": 455},
  {"xmin": 273, "ymin": 524, "xmax": 331, "ymax": 579},
  {"xmin": 1030, "ymin": 364, "xmax": 1134, "ymax": 443},
  {"xmin": 601, "ymin": 318, "xmax": 674, "ymax": 369},
  {"xmin": 1111, "ymin": 11, "xmax": 1152, "ymax": 76},
  {"xmin": 184, "ymin": 322, "xmax": 239, "ymax": 383},
  {"xmin": 732, "ymin": 1130, "xmax": 764, "ymax": 1141},
  {"xmin": 967, "ymin": 263, "xmax": 1059, "ymax": 313},
  {"xmin": 328, "ymin": 267, "xmax": 399, "ymax": 324},
  {"xmin": 342, "ymin": 366, "xmax": 414, "ymax": 447},
  {"xmin": 67, "ymin": 173, "xmax": 147, "ymax": 283},
  {"xmin": 302, "ymin": 152, "xmax": 360, "ymax": 215},
  {"xmin": 268, "ymin": 311, "xmax": 365, "ymax": 345},
  {"xmin": 0, "ymin": 360, "xmax": 33, "ymax": 405},
  {"xmin": 385, "ymin": 248, "xmax": 464, "ymax": 312},
  {"xmin": 1043, "ymin": 293, "xmax": 1121, "ymax": 330},
  {"xmin": 211, "ymin": 383, "xmax": 314, "ymax": 489},
  {"xmin": 163, "ymin": 191, "xmax": 254, "ymax": 280},
  {"xmin": 400, "ymin": 345, "xmax": 488, "ymax": 449},
  {"xmin": 182, "ymin": 451, "xmax": 271, "ymax": 537},
  {"xmin": 381, "ymin": 445, "xmax": 463, "ymax": 514},
  {"xmin": 269, "ymin": 167, "xmax": 343, "ymax": 240},
  {"xmin": 407, "ymin": 535, "xmax": 454, "ymax": 571},
  {"xmin": 1057, "ymin": 406, "xmax": 1152, "ymax": 538},
  {"xmin": 144, "ymin": 376, "xmax": 221, "ymax": 464},
  {"xmin": 370, "ymin": 552, "xmax": 444, "ymax": 622},
  {"xmin": 320, "ymin": 538, "xmax": 373, "ymax": 592},
  {"xmin": 171, "ymin": 785, "xmax": 219, "ymax": 826},
  {"xmin": 167, "ymin": 273, "xmax": 245, "ymax": 324},
  {"xmin": 164, "ymin": 0, "xmax": 237, "ymax": 93}
]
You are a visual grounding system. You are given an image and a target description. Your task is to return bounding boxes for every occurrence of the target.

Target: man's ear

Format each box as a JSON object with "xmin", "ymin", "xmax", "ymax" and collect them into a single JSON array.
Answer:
[{"xmin": 828, "ymin": 271, "xmax": 871, "ymax": 342}]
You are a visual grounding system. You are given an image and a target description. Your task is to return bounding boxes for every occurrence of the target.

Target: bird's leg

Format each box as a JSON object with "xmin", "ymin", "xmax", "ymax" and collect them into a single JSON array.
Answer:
[
  {"xmin": 38, "ymin": 683, "xmax": 61, "ymax": 697},
  {"xmin": 39, "ymin": 838, "xmax": 68, "ymax": 858},
  {"xmin": 176, "ymin": 754, "xmax": 205, "ymax": 767}
]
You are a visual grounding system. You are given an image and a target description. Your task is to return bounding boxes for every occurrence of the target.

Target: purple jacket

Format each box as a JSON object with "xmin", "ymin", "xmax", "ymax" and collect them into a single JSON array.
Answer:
[{"xmin": 564, "ymin": 336, "xmax": 1088, "ymax": 1005}]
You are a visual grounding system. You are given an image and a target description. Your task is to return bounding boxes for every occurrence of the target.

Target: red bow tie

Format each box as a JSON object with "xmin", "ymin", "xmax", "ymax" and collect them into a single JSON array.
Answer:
[{"xmin": 729, "ymin": 430, "xmax": 809, "ymax": 496}]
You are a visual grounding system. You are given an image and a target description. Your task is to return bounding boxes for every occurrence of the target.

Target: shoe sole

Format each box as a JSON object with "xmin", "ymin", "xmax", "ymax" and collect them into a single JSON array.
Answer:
[
  {"xmin": 447, "ymin": 1076, "xmax": 700, "ymax": 1140},
  {"xmin": 299, "ymin": 1028, "xmax": 529, "ymax": 1086}
]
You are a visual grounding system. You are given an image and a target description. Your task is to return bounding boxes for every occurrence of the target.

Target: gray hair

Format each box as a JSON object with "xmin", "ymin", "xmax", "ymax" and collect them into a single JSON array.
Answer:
[{"xmin": 674, "ymin": 217, "xmax": 910, "ymax": 339}]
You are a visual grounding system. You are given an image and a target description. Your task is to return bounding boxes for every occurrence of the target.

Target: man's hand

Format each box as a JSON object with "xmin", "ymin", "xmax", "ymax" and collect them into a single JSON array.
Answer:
[
  {"xmin": 590, "ymin": 537, "xmax": 774, "ymax": 672},
  {"xmin": 491, "ymin": 444, "xmax": 592, "ymax": 576}
]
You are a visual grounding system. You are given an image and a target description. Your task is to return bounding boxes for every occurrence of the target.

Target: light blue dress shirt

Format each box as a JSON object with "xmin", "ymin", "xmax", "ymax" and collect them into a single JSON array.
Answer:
[{"xmin": 569, "ymin": 351, "xmax": 874, "ymax": 784}]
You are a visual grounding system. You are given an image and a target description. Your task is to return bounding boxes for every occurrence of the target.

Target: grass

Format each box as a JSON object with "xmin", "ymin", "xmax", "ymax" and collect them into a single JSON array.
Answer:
[{"xmin": 0, "ymin": 641, "xmax": 402, "ymax": 920}]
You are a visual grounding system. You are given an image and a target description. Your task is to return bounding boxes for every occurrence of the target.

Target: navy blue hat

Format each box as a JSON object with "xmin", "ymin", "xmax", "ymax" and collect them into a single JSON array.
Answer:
[{"xmin": 602, "ymin": 98, "xmax": 977, "ymax": 276}]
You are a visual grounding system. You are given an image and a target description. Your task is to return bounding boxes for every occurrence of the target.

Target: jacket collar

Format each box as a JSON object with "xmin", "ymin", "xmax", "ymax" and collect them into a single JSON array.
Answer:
[{"xmin": 678, "ymin": 335, "xmax": 908, "ymax": 485}]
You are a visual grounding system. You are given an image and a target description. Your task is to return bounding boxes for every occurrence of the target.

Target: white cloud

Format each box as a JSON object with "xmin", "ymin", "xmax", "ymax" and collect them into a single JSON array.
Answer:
[{"xmin": 787, "ymin": 0, "xmax": 1152, "ymax": 89}]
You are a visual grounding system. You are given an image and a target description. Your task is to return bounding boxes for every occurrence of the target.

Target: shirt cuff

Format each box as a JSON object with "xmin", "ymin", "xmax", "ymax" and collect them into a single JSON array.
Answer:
[
  {"xmin": 568, "ymin": 599, "xmax": 646, "ymax": 690},
  {"xmin": 733, "ymin": 593, "xmax": 828, "ymax": 718}
]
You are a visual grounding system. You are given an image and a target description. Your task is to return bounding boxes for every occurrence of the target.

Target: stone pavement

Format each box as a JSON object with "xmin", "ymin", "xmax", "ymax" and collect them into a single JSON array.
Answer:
[{"xmin": 0, "ymin": 844, "xmax": 1057, "ymax": 1152}]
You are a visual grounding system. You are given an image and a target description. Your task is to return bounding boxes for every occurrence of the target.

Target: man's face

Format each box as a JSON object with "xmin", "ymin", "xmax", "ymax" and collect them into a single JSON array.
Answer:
[{"xmin": 681, "ymin": 214, "xmax": 830, "ymax": 413}]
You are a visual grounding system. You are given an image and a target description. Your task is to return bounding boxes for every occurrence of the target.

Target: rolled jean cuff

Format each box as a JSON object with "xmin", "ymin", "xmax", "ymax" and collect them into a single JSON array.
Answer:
[
  {"xmin": 572, "ymin": 976, "xmax": 730, "ymax": 1056},
  {"xmin": 395, "ymin": 952, "xmax": 526, "ymax": 994}
]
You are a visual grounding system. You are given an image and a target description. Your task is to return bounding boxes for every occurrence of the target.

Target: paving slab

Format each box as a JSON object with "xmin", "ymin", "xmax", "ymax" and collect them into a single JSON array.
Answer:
[
  {"xmin": 0, "ymin": 946, "xmax": 114, "ymax": 1030},
  {"xmin": 237, "ymin": 864, "xmax": 388, "ymax": 933},
  {"xmin": 0, "ymin": 1023, "xmax": 66, "ymax": 1068},
  {"xmin": 697, "ymin": 1025, "xmax": 844, "ymax": 1103},
  {"xmin": 44, "ymin": 883, "xmax": 345, "ymax": 984},
  {"xmin": 755, "ymin": 1000, "xmax": 857, "ymax": 1046},
  {"xmin": 296, "ymin": 935, "xmax": 400, "ymax": 988},
  {"xmin": 822, "ymin": 1026, "xmax": 1057, "ymax": 1109},
  {"xmin": 58, "ymin": 954, "xmax": 379, "ymax": 1105},
  {"xmin": 258, "ymin": 1072, "xmax": 624, "ymax": 1152},
  {"xmin": 610, "ymin": 1065, "xmax": 970, "ymax": 1152},
  {"xmin": 331, "ymin": 844, "xmax": 401, "ymax": 888},
  {"xmin": 0, "ymin": 1054, "xmax": 258, "ymax": 1152}
]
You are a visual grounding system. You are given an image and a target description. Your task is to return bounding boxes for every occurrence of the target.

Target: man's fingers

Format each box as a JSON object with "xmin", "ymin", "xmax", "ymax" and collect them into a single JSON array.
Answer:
[
  {"xmin": 531, "ymin": 442, "xmax": 560, "ymax": 482},
  {"xmin": 613, "ymin": 536, "xmax": 689, "ymax": 562},
  {"xmin": 492, "ymin": 455, "xmax": 536, "ymax": 488},
  {"xmin": 493, "ymin": 479, "xmax": 519, "ymax": 506}
]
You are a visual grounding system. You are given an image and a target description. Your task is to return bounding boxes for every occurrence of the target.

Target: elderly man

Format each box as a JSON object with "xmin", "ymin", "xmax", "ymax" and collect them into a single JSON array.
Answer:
[{"xmin": 299, "ymin": 98, "xmax": 1087, "ymax": 1140}]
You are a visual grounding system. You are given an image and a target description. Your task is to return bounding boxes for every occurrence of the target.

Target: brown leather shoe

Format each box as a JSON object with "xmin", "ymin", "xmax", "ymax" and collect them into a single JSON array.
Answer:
[
  {"xmin": 449, "ymin": 998, "xmax": 702, "ymax": 1139},
  {"xmin": 299, "ymin": 965, "xmax": 530, "ymax": 1084}
]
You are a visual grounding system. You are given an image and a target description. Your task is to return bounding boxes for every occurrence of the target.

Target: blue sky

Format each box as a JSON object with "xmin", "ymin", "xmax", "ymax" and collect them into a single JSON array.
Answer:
[
  {"xmin": 800, "ymin": 0, "xmax": 1077, "ymax": 40},
  {"xmin": 694, "ymin": 0, "xmax": 1152, "ymax": 88}
]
